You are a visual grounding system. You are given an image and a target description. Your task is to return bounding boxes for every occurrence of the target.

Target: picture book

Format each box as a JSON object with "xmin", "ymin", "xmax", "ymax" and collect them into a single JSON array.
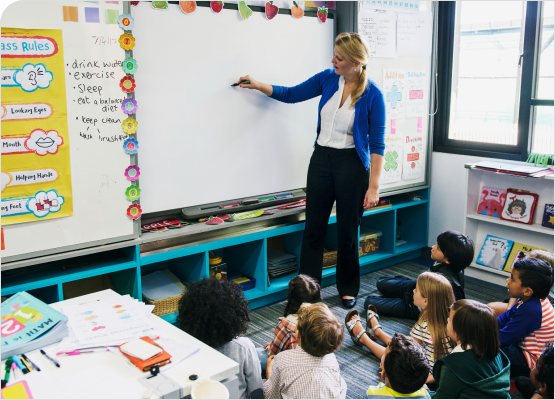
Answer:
[
  {"xmin": 503, "ymin": 243, "xmax": 547, "ymax": 273},
  {"xmin": 542, "ymin": 204, "xmax": 554, "ymax": 229},
  {"xmin": 1, "ymin": 292, "xmax": 69, "ymax": 359},
  {"xmin": 500, "ymin": 188, "xmax": 539, "ymax": 225},
  {"xmin": 477, "ymin": 187, "xmax": 507, "ymax": 218},
  {"xmin": 476, "ymin": 235, "xmax": 514, "ymax": 271}
]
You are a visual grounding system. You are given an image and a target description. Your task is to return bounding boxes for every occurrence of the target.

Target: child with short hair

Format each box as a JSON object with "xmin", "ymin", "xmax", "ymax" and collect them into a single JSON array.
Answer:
[
  {"xmin": 428, "ymin": 299, "xmax": 511, "ymax": 398},
  {"xmin": 515, "ymin": 342, "xmax": 554, "ymax": 399},
  {"xmin": 497, "ymin": 258, "xmax": 554, "ymax": 377},
  {"xmin": 176, "ymin": 278, "xmax": 263, "ymax": 399},
  {"xmin": 257, "ymin": 274, "xmax": 322, "ymax": 376},
  {"xmin": 366, "ymin": 333, "xmax": 430, "ymax": 399},
  {"xmin": 346, "ymin": 272, "xmax": 456, "ymax": 387},
  {"xmin": 263, "ymin": 302, "xmax": 345, "ymax": 399},
  {"xmin": 489, "ymin": 250, "xmax": 554, "ymax": 316},
  {"xmin": 365, "ymin": 230, "xmax": 474, "ymax": 320}
]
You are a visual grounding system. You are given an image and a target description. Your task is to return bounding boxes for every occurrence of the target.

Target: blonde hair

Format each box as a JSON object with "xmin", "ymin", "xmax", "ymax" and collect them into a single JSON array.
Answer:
[
  {"xmin": 528, "ymin": 250, "xmax": 554, "ymax": 269},
  {"xmin": 297, "ymin": 302, "xmax": 344, "ymax": 357},
  {"xmin": 334, "ymin": 32, "xmax": 370, "ymax": 108},
  {"xmin": 414, "ymin": 272, "xmax": 456, "ymax": 361}
]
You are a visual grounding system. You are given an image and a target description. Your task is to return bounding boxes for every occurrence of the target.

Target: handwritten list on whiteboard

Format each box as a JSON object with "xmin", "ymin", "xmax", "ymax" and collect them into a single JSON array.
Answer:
[
  {"xmin": 359, "ymin": 9, "xmax": 397, "ymax": 58},
  {"xmin": 397, "ymin": 11, "xmax": 433, "ymax": 57}
]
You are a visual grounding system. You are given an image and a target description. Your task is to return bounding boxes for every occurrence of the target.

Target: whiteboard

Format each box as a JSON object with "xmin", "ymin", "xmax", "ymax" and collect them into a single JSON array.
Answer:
[
  {"xmin": 132, "ymin": 2, "xmax": 334, "ymax": 213},
  {"xmin": 1, "ymin": 1, "xmax": 137, "ymax": 263}
]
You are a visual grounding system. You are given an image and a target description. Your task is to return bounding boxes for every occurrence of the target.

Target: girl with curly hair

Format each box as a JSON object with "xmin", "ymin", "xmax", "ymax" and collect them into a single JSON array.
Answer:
[{"xmin": 176, "ymin": 278, "xmax": 263, "ymax": 399}]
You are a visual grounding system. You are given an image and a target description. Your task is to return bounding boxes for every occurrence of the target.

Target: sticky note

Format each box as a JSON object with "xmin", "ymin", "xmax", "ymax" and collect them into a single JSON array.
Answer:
[
  {"xmin": 85, "ymin": 7, "xmax": 100, "ymax": 23},
  {"xmin": 391, "ymin": 119, "xmax": 396, "ymax": 135},
  {"xmin": 63, "ymin": 6, "xmax": 79, "ymax": 22},
  {"xmin": 417, "ymin": 116, "xmax": 423, "ymax": 133},
  {"xmin": 106, "ymin": 9, "xmax": 119, "ymax": 24},
  {"xmin": 1, "ymin": 380, "xmax": 33, "ymax": 399}
]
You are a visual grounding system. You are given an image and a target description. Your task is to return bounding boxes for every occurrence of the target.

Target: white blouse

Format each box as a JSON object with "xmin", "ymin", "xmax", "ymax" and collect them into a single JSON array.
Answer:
[{"xmin": 317, "ymin": 76, "xmax": 356, "ymax": 149}]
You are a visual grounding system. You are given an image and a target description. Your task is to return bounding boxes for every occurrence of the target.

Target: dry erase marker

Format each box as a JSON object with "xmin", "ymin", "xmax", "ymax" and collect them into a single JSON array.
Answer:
[
  {"xmin": 12, "ymin": 356, "xmax": 29, "ymax": 375},
  {"xmin": 40, "ymin": 350, "xmax": 60, "ymax": 368},
  {"xmin": 21, "ymin": 354, "xmax": 40, "ymax": 372},
  {"xmin": 241, "ymin": 198, "xmax": 259, "ymax": 205},
  {"xmin": 221, "ymin": 202, "xmax": 239, "ymax": 208},
  {"xmin": 258, "ymin": 196, "xmax": 275, "ymax": 202},
  {"xmin": 57, "ymin": 348, "xmax": 109, "ymax": 356},
  {"xmin": 231, "ymin": 80, "xmax": 251, "ymax": 87},
  {"xmin": 18, "ymin": 355, "xmax": 33, "ymax": 372},
  {"xmin": 275, "ymin": 193, "xmax": 293, "ymax": 199}
]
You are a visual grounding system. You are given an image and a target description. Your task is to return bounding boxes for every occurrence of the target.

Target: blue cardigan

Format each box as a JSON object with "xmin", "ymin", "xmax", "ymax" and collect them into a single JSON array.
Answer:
[{"xmin": 270, "ymin": 68, "xmax": 386, "ymax": 170}]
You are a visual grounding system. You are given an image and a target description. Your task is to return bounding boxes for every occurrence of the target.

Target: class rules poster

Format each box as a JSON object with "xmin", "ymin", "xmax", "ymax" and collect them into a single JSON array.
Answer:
[{"xmin": 1, "ymin": 28, "xmax": 73, "ymax": 225}]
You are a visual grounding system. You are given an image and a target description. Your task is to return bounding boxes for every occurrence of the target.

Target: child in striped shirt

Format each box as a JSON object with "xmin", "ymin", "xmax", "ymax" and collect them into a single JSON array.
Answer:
[{"xmin": 497, "ymin": 258, "xmax": 554, "ymax": 377}]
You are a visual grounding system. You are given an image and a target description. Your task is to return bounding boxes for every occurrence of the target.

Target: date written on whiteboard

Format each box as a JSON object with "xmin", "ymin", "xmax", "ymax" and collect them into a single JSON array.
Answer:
[{"xmin": 92, "ymin": 36, "xmax": 118, "ymax": 46}]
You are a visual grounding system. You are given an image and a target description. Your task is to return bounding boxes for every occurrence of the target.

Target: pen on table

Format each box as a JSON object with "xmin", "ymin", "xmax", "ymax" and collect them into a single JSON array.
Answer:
[
  {"xmin": 231, "ymin": 80, "xmax": 250, "ymax": 87},
  {"xmin": 11, "ymin": 362, "xmax": 18, "ymax": 380},
  {"xmin": 2, "ymin": 358, "xmax": 11, "ymax": 388},
  {"xmin": 21, "ymin": 354, "xmax": 40, "ymax": 372},
  {"xmin": 12, "ymin": 355, "xmax": 29, "ymax": 374},
  {"xmin": 18, "ymin": 354, "xmax": 33, "ymax": 372},
  {"xmin": 57, "ymin": 348, "xmax": 109, "ymax": 356},
  {"xmin": 40, "ymin": 349, "xmax": 60, "ymax": 368}
]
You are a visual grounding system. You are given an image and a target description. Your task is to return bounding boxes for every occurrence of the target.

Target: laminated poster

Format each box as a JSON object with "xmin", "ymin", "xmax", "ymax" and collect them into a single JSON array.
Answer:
[
  {"xmin": 380, "ymin": 133, "xmax": 403, "ymax": 184},
  {"xmin": 383, "ymin": 69, "xmax": 405, "ymax": 120},
  {"xmin": 402, "ymin": 134, "xmax": 424, "ymax": 181},
  {"xmin": 1, "ymin": 28, "xmax": 73, "ymax": 225}
]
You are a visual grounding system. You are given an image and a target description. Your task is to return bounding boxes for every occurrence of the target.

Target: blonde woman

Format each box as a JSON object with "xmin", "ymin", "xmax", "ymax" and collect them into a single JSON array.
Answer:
[
  {"xmin": 237, "ymin": 33, "xmax": 386, "ymax": 309},
  {"xmin": 345, "ymin": 272, "xmax": 456, "ymax": 390}
]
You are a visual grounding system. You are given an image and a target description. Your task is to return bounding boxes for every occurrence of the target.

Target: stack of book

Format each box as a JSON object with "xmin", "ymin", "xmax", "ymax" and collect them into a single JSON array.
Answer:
[
  {"xmin": 267, "ymin": 248, "xmax": 297, "ymax": 279},
  {"xmin": 1, "ymin": 292, "xmax": 69, "ymax": 360},
  {"xmin": 474, "ymin": 161, "xmax": 553, "ymax": 178}
]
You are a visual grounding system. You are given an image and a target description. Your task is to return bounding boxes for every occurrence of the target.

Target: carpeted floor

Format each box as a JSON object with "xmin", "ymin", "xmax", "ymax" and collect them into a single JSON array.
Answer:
[{"xmin": 245, "ymin": 258, "xmax": 516, "ymax": 399}]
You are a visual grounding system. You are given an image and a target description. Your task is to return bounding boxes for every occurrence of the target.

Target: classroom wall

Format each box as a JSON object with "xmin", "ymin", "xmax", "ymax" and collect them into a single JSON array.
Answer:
[{"xmin": 427, "ymin": 151, "xmax": 498, "ymax": 246}]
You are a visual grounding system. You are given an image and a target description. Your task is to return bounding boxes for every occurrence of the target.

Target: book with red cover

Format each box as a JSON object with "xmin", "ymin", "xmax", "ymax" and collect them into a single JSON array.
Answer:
[
  {"xmin": 500, "ymin": 188, "xmax": 539, "ymax": 225},
  {"xmin": 118, "ymin": 336, "xmax": 171, "ymax": 372}
]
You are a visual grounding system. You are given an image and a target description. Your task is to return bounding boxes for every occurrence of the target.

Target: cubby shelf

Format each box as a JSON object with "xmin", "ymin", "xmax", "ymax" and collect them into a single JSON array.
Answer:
[{"xmin": 2, "ymin": 189, "xmax": 430, "ymax": 314}]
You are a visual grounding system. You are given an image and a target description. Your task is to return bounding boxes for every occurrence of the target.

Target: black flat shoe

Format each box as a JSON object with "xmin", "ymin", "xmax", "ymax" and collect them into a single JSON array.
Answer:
[{"xmin": 342, "ymin": 298, "xmax": 357, "ymax": 309}]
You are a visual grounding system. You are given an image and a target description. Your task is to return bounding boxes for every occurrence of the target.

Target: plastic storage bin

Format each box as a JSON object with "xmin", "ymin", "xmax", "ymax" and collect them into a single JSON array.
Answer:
[
  {"xmin": 359, "ymin": 227, "xmax": 382, "ymax": 257},
  {"xmin": 209, "ymin": 251, "xmax": 227, "ymax": 280},
  {"xmin": 228, "ymin": 272, "xmax": 256, "ymax": 291}
]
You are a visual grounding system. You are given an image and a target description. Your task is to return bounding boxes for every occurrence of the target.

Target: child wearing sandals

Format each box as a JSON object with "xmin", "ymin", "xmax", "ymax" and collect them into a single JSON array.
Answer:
[
  {"xmin": 346, "ymin": 272, "xmax": 455, "ymax": 390},
  {"xmin": 428, "ymin": 299, "xmax": 511, "ymax": 398},
  {"xmin": 257, "ymin": 274, "xmax": 322, "ymax": 376},
  {"xmin": 176, "ymin": 278, "xmax": 263, "ymax": 399}
]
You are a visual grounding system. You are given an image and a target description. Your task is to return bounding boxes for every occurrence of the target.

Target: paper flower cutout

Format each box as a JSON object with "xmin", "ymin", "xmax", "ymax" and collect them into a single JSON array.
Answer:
[
  {"xmin": 118, "ymin": 14, "xmax": 134, "ymax": 31},
  {"xmin": 122, "ymin": 118, "xmax": 138, "ymax": 134},
  {"xmin": 123, "ymin": 138, "xmax": 139, "ymax": 154},
  {"xmin": 120, "ymin": 76, "xmax": 136, "ymax": 93},
  {"xmin": 125, "ymin": 185, "xmax": 141, "ymax": 201},
  {"xmin": 122, "ymin": 58, "xmax": 138, "ymax": 75},
  {"xmin": 121, "ymin": 98, "xmax": 138, "ymax": 115},
  {"xmin": 124, "ymin": 165, "xmax": 140, "ymax": 181},
  {"xmin": 118, "ymin": 33, "xmax": 135, "ymax": 50},
  {"xmin": 127, "ymin": 204, "xmax": 142, "ymax": 220}
]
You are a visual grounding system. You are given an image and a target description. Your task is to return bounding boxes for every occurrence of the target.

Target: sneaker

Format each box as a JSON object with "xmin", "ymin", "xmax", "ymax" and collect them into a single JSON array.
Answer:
[{"xmin": 514, "ymin": 376, "xmax": 536, "ymax": 398}]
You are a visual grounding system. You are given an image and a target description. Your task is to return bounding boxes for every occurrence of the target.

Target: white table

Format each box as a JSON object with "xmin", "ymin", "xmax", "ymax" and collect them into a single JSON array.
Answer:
[{"xmin": 3, "ymin": 290, "xmax": 239, "ymax": 399}]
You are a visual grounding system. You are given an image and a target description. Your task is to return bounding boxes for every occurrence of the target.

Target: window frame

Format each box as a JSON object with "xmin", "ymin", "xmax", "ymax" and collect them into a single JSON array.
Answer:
[{"xmin": 433, "ymin": 1, "xmax": 554, "ymax": 161}]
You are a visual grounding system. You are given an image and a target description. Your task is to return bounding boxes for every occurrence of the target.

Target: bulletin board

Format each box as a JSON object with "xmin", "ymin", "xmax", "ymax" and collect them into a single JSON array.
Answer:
[{"xmin": 1, "ymin": 1, "xmax": 138, "ymax": 264}]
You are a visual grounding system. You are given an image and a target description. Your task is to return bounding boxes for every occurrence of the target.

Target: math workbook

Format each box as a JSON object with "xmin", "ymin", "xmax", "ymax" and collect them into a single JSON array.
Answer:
[{"xmin": 1, "ymin": 291, "xmax": 69, "ymax": 359}]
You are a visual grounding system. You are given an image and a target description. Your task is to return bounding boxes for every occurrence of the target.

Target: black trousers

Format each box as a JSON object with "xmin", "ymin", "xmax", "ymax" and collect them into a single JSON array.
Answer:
[{"xmin": 299, "ymin": 143, "xmax": 369, "ymax": 297}]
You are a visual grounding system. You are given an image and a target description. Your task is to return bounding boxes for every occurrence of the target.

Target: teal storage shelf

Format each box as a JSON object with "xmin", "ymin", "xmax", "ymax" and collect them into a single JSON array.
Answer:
[{"xmin": 2, "ymin": 189, "xmax": 430, "ymax": 311}]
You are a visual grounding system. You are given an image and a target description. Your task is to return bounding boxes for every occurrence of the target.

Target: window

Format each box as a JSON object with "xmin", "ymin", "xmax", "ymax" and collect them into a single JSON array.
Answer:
[{"xmin": 434, "ymin": 1, "xmax": 554, "ymax": 161}]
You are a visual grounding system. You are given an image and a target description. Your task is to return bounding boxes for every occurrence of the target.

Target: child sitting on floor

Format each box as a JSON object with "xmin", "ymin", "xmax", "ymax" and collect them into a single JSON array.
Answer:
[
  {"xmin": 428, "ymin": 299, "xmax": 510, "ymax": 399},
  {"xmin": 496, "ymin": 258, "xmax": 554, "ymax": 377},
  {"xmin": 515, "ymin": 342, "xmax": 554, "ymax": 399},
  {"xmin": 366, "ymin": 333, "xmax": 430, "ymax": 399},
  {"xmin": 176, "ymin": 278, "xmax": 263, "ymax": 399},
  {"xmin": 257, "ymin": 274, "xmax": 322, "ymax": 376},
  {"xmin": 365, "ymin": 230, "xmax": 474, "ymax": 320},
  {"xmin": 489, "ymin": 250, "xmax": 554, "ymax": 316},
  {"xmin": 264, "ymin": 302, "xmax": 345, "ymax": 399},
  {"xmin": 346, "ymin": 272, "xmax": 456, "ymax": 389}
]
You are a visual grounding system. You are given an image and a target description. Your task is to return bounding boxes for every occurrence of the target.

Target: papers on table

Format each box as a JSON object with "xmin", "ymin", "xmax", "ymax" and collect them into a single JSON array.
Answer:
[
  {"xmin": 60, "ymin": 295, "xmax": 156, "ymax": 350},
  {"xmin": 267, "ymin": 248, "xmax": 297, "ymax": 279}
]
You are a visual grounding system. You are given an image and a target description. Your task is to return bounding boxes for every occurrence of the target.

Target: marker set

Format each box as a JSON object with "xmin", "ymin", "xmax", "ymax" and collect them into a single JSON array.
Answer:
[{"xmin": 181, "ymin": 189, "xmax": 306, "ymax": 219}]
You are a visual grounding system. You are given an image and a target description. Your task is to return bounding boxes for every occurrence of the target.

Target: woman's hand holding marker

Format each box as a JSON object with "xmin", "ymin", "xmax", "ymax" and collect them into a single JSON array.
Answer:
[{"xmin": 235, "ymin": 75, "xmax": 273, "ymax": 96}]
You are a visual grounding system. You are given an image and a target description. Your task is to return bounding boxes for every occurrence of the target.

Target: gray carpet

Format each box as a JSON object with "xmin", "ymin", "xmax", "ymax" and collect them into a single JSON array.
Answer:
[{"xmin": 245, "ymin": 259, "xmax": 513, "ymax": 399}]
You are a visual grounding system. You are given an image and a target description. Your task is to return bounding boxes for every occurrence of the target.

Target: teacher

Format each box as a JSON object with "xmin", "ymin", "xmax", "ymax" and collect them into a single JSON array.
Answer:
[{"xmin": 237, "ymin": 33, "xmax": 385, "ymax": 309}]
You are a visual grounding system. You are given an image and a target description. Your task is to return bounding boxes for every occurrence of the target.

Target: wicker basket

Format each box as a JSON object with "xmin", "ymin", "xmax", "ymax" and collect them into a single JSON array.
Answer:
[
  {"xmin": 323, "ymin": 250, "xmax": 337, "ymax": 269},
  {"xmin": 143, "ymin": 293, "xmax": 184, "ymax": 317}
]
